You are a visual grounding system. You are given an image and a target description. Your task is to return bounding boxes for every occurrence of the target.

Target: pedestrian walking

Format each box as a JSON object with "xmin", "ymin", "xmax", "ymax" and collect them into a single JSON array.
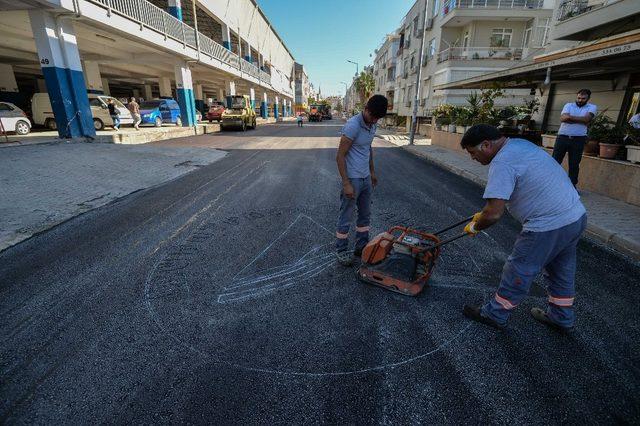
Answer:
[
  {"xmin": 552, "ymin": 89, "xmax": 597, "ymax": 186},
  {"xmin": 459, "ymin": 125, "xmax": 587, "ymax": 333},
  {"xmin": 297, "ymin": 112, "xmax": 304, "ymax": 127},
  {"xmin": 108, "ymin": 98, "xmax": 120, "ymax": 131},
  {"xmin": 335, "ymin": 95, "xmax": 388, "ymax": 266},
  {"xmin": 128, "ymin": 97, "xmax": 141, "ymax": 130}
]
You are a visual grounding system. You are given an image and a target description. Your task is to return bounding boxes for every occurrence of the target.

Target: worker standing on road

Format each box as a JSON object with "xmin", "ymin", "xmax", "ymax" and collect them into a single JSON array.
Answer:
[
  {"xmin": 128, "ymin": 97, "xmax": 141, "ymax": 130},
  {"xmin": 297, "ymin": 112, "xmax": 304, "ymax": 127},
  {"xmin": 460, "ymin": 125, "xmax": 587, "ymax": 333},
  {"xmin": 552, "ymin": 89, "xmax": 597, "ymax": 187},
  {"xmin": 335, "ymin": 95, "xmax": 388, "ymax": 266},
  {"xmin": 108, "ymin": 99, "xmax": 120, "ymax": 131}
]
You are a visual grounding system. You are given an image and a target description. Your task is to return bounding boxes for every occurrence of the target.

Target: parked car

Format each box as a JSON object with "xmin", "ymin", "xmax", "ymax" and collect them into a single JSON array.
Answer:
[
  {"xmin": 31, "ymin": 93, "xmax": 133, "ymax": 130},
  {"xmin": 139, "ymin": 99, "xmax": 183, "ymax": 127},
  {"xmin": 0, "ymin": 102, "xmax": 31, "ymax": 135},
  {"xmin": 221, "ymin": 95, "xmax": 256, "ymax": 131},
  {"xmin": 206, "ymin": 101, "xmax": 225, "ymax": 122}
]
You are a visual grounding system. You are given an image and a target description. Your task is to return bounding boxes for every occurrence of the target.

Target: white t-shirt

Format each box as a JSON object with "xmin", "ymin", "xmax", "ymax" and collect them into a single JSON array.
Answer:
[
  {"xmin": 558, "ymin": 102, "xmax": 597, "ymax": 137},
  {"xmin": 484, "ymin": 138, "xmax": 586, "ymax": 232},
  {"xmin": 629, "ymin": 113, "xmax": 640, "ymax": 129}
]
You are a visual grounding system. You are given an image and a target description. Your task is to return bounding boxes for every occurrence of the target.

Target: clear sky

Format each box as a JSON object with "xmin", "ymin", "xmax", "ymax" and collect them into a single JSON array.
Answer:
[{"xmin": 257, "ymin": 0, "xmax": 415, "ymax": 98}]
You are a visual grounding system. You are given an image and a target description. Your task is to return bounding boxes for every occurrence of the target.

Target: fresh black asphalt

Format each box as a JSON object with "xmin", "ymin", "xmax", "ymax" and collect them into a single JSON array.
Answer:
[{"xmin": 1, "ymin": 121, "xmax": 639, "ymax": 424}]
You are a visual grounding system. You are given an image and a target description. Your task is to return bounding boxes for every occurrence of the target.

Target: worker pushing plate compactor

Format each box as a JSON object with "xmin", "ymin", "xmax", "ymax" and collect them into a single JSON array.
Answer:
[{"xmin": 357, "ymin": 216, "xmax": 474, "ymax": 296}]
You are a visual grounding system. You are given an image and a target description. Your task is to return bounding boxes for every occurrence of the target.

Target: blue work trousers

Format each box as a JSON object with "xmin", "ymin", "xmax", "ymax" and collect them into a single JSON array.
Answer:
[
  {"xmin": 111, "ymin": 114, "xmax": 120, "ymax": 129},
  {"xmin": 336, "ymin": 177, "xmax": 372, "ymax": 252},
  {"xmin": 482, "ymin": 214, "xmax": 587, "ymax": 328}
]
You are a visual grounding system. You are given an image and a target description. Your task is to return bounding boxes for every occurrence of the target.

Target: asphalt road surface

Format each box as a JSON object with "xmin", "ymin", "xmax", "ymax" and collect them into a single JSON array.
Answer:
[{"xmin": 2, "ymin": 121, "xmax": 639, "ymax": 424}]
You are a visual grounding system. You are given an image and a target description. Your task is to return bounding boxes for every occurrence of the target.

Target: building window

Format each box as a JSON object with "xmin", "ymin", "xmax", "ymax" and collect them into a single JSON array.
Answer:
[
  {"xmin": 523, "ymin": 20, "xmax": 533, "ymax": 48},
  {"xmin": 423, "ymin": 79, "xmax": 430, "ymax": 99},
  {"xmin": 537, "ymin": 17, "xmax": 551, "ymax": 46},
  {"xmin": 428, "ymin": 38, "xmax": 436, "ymax": 58},
  {"xmin": 410, "ymin": 55, "xmax": 415, "ymax": 69},
  {"xmin": 432, "ymin": 0, "xmax": 440, "ymax": 17},
  {"xmin": 490, "ymin": 28, "xmax": 513, "ymax": 47}
]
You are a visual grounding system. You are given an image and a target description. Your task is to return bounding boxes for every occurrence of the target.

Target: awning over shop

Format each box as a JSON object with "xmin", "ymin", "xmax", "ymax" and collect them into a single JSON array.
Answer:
[{"xmin": 434, "ymin": 30, "xmax": 640, "ymax": 90}]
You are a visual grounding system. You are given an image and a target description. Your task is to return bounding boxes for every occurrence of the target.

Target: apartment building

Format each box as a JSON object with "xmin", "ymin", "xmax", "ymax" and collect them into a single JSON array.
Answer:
[
  {"xmin": 436, "ymin": 0, "xmax": 640, "ymax": 133},
  {"xmin": 294, "ymin": 62, "xmax": 311, "ymax": 112},
  {"xmin": 391, "ymin": 0, "xmax": 554, "ymax": 122},
  {"xmin": 372, "ymin": 34, "xmax": 401, "ymax": 115}
]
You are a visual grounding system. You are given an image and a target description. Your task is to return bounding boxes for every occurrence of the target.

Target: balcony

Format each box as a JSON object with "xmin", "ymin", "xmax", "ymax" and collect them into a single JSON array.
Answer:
[
  {"xmin": 386, "ymin": 57, "xmax": 397, "ymax": 68},
  {"xmin": 439, "ymin": 0, "xmax": 548, "ymax": 26},
  {"xmin": 437, "ymin": 47, "xmax": 523, "ymax": 63},
  {"xmin": 554, "ymin": 0, "xmax": 640, "ymax": 41}
]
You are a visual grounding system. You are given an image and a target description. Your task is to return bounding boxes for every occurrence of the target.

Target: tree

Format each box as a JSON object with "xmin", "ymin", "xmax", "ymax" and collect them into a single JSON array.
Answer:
[{"xmin": 354, "ymin": 70, "xmax": 375, "ymax": 105}]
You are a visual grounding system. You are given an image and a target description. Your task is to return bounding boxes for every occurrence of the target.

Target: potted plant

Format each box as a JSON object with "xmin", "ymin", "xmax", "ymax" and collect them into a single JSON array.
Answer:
[
  {"xmin": 586, "ymin": 112, "xmax": 613, "ymax": 156},
  {"xmin": 599, "ymin": 125, "xmax": 625, "ymax": 159},
  {"xmin": 440, "ymin": 116, "xmax": 451, "ymax": 132},
  {"xmin": 454, "ymin": 107, "xmax": 470, "ymax": 133},
  {"xmin": 625, "ymin": 125, "xmax": 640, "ymax": 163}
]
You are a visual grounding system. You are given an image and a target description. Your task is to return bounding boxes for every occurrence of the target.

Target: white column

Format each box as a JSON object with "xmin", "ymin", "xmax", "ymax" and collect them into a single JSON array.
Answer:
[
  {"xmin": 143, "ymin": 84, "xmax": 153, "ymax": 100},
  {"xmin": 36, "ymin": 78, "xmax": 47, "ymax": 93},
  {"xmin": 225, "ymin": 80, "xmax": 236, "ymax": 96},
  {"xmin": 159, "ymin": 76, "xmax": 172, "ymax": 98},
  {"xmin": 0, "ymin": 64, "xmax": 18, "ymax": 92},
  {"xmin": 174, "ymin": 62, "xmax": 196, "ymax": 126},
  {"xmin": 222, "ymin": 24, "xmax": 231, "ymax": 50},
  {"xmin": 82, "ymin": 61, "xmax": 103, "ymax": 94},
  {"xmin": 132, "ymin": 88, "xmax": 140, "ymax": 99},
  {"xmin": 217, "ymin": 87, "xmax": 224, "ymax": 102},
  {"xmin": 101, "ymin": 78, "xmax": 110, "ymax": 96},
  {"xmin": 249, "ymin": 87, "xmax": 255, "ymax": 109}
]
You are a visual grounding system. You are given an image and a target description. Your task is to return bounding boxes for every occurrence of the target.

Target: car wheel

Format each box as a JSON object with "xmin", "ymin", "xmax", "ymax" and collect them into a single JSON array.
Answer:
[
  {"xmin": 155, "ymin": 117, "xmax": 162, "ymax": 127},
  {"xmin": 46, "ymin": 118, "xmax": 57, "ymax": 130},
  {"xmin": 93, "ymin": 118, "xmax": 104, "ymax": 131},
  {"xmin": 176, "ymin": 117, "xmax": 182, "ymax": 127},
  {"xmin": 15, "ymin": 120, "xmax": 30, "ymax": 135}
]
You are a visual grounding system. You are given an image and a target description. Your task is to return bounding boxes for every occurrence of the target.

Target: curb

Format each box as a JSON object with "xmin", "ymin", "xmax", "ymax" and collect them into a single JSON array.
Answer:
[{"xmin": 401, "ymin": 145, "xmax": 640, "ymax": 262}]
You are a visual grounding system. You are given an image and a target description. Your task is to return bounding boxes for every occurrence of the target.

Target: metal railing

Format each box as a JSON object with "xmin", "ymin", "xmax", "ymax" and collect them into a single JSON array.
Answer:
[
  {"xmin": 437, "ymin": 46, "xmax": 523, "ymax": 62},
  {"xmin": 557, "ymin": 0, "xmax": 604, "ymax": 21},
  {"xmin": 88, "ymin": 0, "xmax": 269, "ymax": 84},
  {"xmin": 441, "ymin": 0, "xmax": 544, "ymax": 15}
]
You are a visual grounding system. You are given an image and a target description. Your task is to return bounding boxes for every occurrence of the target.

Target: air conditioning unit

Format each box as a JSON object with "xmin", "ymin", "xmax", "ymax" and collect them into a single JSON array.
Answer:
[{"xmin": 425, "ymin": 18, "xmax": 433, "ymax": 30}]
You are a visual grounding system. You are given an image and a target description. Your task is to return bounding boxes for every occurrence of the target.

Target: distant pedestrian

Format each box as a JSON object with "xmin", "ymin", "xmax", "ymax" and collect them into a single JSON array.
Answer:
[
  {"xmin": 297, "ymin": 112, "xmax": 304, "ymax": 127},
  {"xmin": 108, "ymin": 99, "xmax": 120, "ymax": 131},
  {"xmin": 335, "ymin": 95, "xmax": 388, "ymax": 266},
  {"xmin": 460, "ymin": 125, "xmax": 586, "ymax": 333},
  {"xmin": 128, "ymin": 97, "xmax": 141, "ymax": 130},
  {"xmin": 552, "ymin": 89, "xmax": 597, "ymax": 186}
]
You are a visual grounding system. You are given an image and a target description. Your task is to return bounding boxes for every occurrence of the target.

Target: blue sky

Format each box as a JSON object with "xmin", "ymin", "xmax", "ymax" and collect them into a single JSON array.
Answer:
[{"xmin": 258, "ymin": 0, "xmax": 415, "ymax": 97}]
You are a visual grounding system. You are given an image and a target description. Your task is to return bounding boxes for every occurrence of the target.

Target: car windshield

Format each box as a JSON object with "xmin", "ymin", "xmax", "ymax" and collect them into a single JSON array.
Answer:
[
  {"xmin": 229, "ymin": 97, "xmax": 246, "ymax": 108},
  {"xmin": 140, "ymin": 100, "xmax": 163, "ymax": 109},
  {"xmin": 99, "ymin": 97, "xmax": 126, "ymax": 108}
]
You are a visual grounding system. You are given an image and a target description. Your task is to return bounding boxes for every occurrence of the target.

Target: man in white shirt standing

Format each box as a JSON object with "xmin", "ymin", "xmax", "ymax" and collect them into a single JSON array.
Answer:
[{"xmin": 552, "ymin": 89, "xmax": 597, "ymax": 186}]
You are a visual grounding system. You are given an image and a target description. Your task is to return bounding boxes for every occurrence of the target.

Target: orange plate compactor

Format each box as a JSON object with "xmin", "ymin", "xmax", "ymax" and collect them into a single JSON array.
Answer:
[{"xmin": 357, "ymin": 216, "xmax": 474, "ymax": 296}]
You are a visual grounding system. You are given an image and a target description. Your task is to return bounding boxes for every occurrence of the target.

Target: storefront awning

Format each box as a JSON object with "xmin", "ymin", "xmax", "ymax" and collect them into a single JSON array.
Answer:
[{"xmin": 434, "ymin": 31, "xmax": 640, "ymax": 90}]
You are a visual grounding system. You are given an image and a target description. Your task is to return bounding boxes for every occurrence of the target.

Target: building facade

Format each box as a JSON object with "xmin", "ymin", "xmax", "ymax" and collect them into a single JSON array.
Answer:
[
  {"xmin": 294, "ymin": 62, "xmax": 311, "ymax": 112},
  {"xmin": 373, "ymin": 34, "xmax": 401, "ymax": 115}
]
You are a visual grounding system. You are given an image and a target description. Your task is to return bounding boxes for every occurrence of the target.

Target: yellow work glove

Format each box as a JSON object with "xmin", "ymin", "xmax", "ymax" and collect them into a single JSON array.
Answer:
[{"xmin": 464, "ymin": 212, "xmax": 483, "ymax": 236}]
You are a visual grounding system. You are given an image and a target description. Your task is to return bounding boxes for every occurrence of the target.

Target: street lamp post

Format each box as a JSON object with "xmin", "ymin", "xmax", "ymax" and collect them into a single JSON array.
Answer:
[
  {"xmin": 409, "ymin": 0, "xmax": 430, "ymax": 146},
  {"xmin": 340, "ymin": 81, "xmax": 348, "ymax": 113},
  {"xmin": 347, "ymin": 60, "xmax": 359, "ymax": 76}
]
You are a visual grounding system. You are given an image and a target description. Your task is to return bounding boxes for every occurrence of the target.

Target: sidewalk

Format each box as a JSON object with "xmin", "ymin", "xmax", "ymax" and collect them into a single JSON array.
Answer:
[
  {"xmin": 379, "ymin": 135, "xmax": 640, "ymax": 262},
  {"xmin": 0, "ymin": 142, "xmax": 225, "ymax": 252}
]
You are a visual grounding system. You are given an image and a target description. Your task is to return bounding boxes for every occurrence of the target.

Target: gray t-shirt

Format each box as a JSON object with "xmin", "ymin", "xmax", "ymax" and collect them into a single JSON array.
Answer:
[
  {"xmin": 484, "ymin": 138, "xmax": 586, "ymax": 232},
  {"xmin": 341, "ymin": 113, "xmax": 377, "ymax": 178}
]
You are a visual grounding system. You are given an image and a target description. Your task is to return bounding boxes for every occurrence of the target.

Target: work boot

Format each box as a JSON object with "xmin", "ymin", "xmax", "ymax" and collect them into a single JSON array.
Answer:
[
  {"xmin": 336, "ymin": 250, "xmax": 353, "ymax": 267},
  {"xmin": 463, "ymin": 305, "xmax": 505, "ymax": 330},
  {"xmin": 530, "ymin": 308, "xmax": 574, "ymax": 334}
]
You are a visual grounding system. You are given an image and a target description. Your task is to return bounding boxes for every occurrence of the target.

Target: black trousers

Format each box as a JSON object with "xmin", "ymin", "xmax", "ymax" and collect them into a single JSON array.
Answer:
[{"xmin": 552, "ymin": 135, "xmax": 586, "ymax": 186}]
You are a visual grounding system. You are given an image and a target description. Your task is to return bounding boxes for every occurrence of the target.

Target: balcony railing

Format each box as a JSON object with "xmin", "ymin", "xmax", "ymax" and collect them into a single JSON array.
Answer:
[
  {"xmin": 87, "ymin": 0, "xmax": 272, "ymax": 84},
  {"xmin": 557, "ymin": 0, "xmax": 607, "ymax": 21},
  {"xmin": 437, "ymin": 47, "xmax": 523, "ymax": 62},
  {"xmin": 441, "ymin": 0, "xmax": 544, "ymax": 15}
]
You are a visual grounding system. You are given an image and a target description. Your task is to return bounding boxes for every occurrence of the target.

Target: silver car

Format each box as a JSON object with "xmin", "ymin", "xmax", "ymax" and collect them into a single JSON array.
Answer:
[{"xmin": 0, "ymin": 102, "xmax": 31, "ymax": 135}]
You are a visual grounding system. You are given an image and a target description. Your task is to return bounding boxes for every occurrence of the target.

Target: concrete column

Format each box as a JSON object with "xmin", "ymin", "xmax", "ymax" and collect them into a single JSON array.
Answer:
[
  {"xmin": 132, "ymin": 88, "xmax": 140, "ymax": 99},
  {"xmin": 36, "ymin": 78, "xmax": 47, "ymax": 93},
  {"xmin": 0, "ymin": 64, "xmax": 18, "ymax": 92},
  {"xmin": 174, "ymin": 62, "xmax": 196, "ymax": 127},
  {"xmin": 244, "ymin": 41, "xmax": 252, "ymax": 63},
  {"xmin": 194, "ymin": 83, "xmax": 204, "ymax": 116},
  {"xmin": 261, "ymin": 92, "xmax": 268, "ymax": 119},
  {"xmin": 168, "ymin": 0, "xmax": 182, "ymax": 21},
  {"xmin": 224, "ymin": 80, "xmax": 236, "ymax": 107},
  {"xmin": 29, "ymin": 10, "xmax": 95, "ymax": 138},
  {"xmin": 249, "ymin": 87, "xmax": 255, "ymax": 110},
  {"xmin": 217, "ymin": 87, "xmax": 224, "ymax": 102},
  {"xmin": 274, "ymin": 95, "xmax": 279, "ymax": 119},
  {"xmin": 222, "ymin": 24, "xmax": 231, "ymax": 50},
  {"xmin": 101, "ymin": 78, "xmax": 110, "ymax": 96},
  {"xmin": 143, "ymin": 84, "xmax": 153, "ymax": 100},
  {"xmin": 159, "ymin": 77, "xmax": 172, "ymax": 99},
  {"xmin": 82, "ymin": 61, "xmax": 103, "ymax": 94}
]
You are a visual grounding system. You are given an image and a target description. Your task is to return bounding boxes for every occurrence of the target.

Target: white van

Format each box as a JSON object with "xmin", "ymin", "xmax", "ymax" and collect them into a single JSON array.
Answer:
[{"xmin": 31, "ymin": 93, "xmax": 133, "ymax": 131}]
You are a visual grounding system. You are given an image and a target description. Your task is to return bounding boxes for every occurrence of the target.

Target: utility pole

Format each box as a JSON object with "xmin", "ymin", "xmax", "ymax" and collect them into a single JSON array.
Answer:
[
  {"xmin": 347, "ymin": 60, "xmax": 359, "ymax": 76},
  {"xmin": 409, "ymin": 0, "xmax": 429, "ymax": 146}
]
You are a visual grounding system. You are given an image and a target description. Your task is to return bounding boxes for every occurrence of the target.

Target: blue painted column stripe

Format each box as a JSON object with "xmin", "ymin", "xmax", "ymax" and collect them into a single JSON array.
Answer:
[
  {"xmin": 168, "ymin": 6, "xmax": 182, "ymax": 21},
  {"xmin": 42, "ymin": 67, "xmax": 95, "ymax": 138},
  {"xmin": 223, "ymin": 41, "xmax": 231, "ymax": 50},
  {"xmin": 177, "ymin": 88, "xmax": 196, "ymax": 126},
  {"xmin": 274, "ymin": 103, "xmax": 279, "ymax": 119},
  {"xmin": 260, "ymin": 101, "xmax": 267, "ymax": 119}
]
